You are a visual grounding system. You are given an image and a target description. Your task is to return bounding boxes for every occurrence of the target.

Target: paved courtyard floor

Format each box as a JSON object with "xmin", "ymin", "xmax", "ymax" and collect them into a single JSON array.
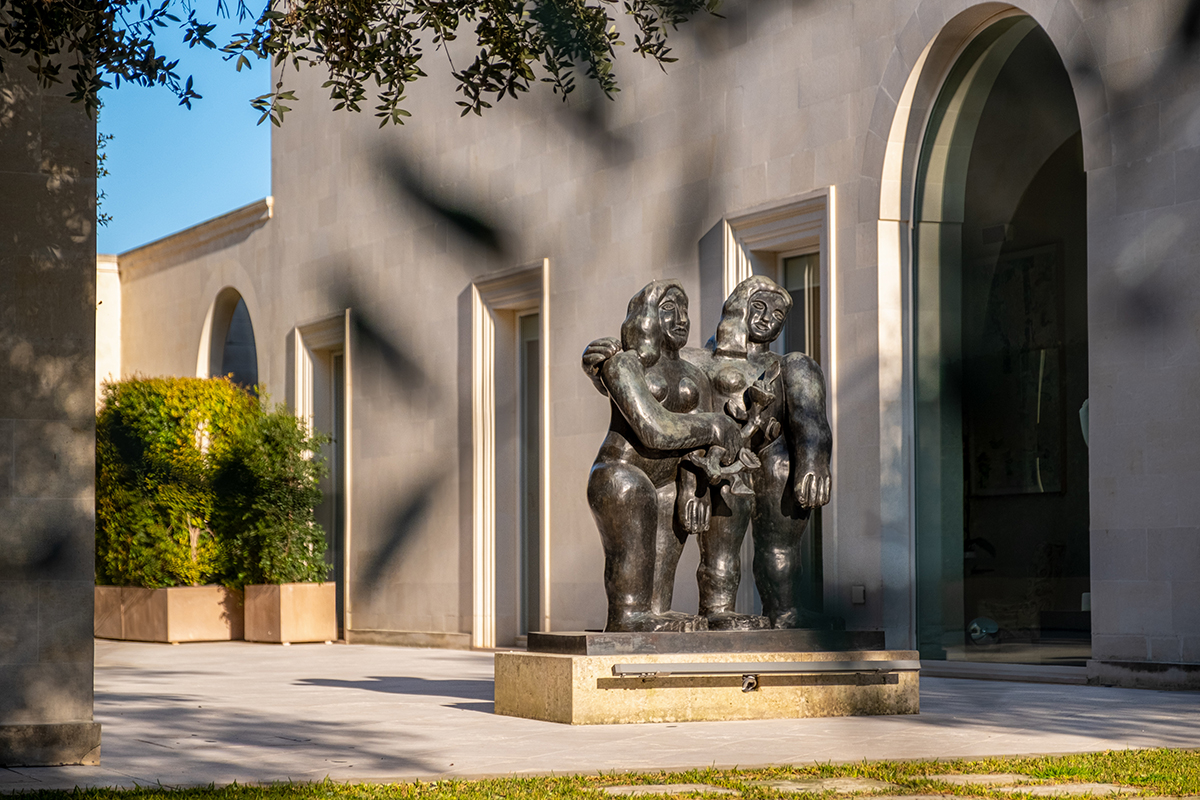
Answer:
[{"xmin": 4, "ymin": 640, "xmax": 1200, "ymax": 792}]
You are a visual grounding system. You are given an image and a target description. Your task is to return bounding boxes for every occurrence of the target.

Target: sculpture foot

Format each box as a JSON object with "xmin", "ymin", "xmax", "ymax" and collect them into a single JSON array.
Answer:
[
  {"xmin": 705, "ymin": 611, "xmax": 770, "ymax": 631},
  {"xmin": 608, "ymin": 611, "xmax": 708, "ymax": 632},
  {"xmin": 769, "ymin": 608, "xmax": 846, "ymax": 630}
]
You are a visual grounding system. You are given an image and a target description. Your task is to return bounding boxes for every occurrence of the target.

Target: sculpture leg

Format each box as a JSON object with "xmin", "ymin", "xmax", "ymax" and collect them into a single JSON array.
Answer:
[
  {"xmin": 751, "ymin": 436, "xmax": 811, "ymax": 628},
  {"xmin": 697, "ymin": 489, "xmax": 755, "ymax": 628},
  {"xmin": 587, "ymin": 461, "xmax": 658, "ymax": 631},
  {"xmin": 650, "ymin": 482, "xmax": 686, "ymax": 616}
]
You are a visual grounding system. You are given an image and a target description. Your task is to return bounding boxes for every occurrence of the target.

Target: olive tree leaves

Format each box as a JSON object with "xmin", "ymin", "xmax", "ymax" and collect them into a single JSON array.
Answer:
[
  {"xmin": 237, "ymin": 0, "xmax": 722, "ymax": 126},
  {"xmin": 0, "ymin": 0, "xmax": 246, "ymax": 113},
  {"xmin": 0, "ymin": 0, "xmax": 721, "ymax": 125}
]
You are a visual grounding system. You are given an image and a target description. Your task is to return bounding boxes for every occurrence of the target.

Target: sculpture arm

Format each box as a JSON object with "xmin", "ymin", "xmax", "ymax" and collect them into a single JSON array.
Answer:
[
  {"xmin": 581, "ymin": 336, "xmax": 621, "ymax": 396},
  {"xmin": 601, "ymin": 351, "xmax": 741, "ymax": 453},
  {"xmin": 781, "ymin": 352, "xmax": 832, "ymax": 508}
]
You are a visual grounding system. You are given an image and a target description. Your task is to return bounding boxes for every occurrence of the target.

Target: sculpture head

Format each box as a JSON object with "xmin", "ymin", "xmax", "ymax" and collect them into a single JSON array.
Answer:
[
  {"xmin": 712, "ymin": 275, "xmax": 792, "ymax": 358},
  {"xmin": 621, "ymin": 279, "xmax": 689, "ymax": 367}
]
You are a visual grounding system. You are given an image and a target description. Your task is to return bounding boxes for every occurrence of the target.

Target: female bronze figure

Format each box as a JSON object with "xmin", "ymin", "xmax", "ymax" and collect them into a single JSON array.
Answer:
[
  {"xmin": 586, "ymin": 279, "xmax": 742, "ymax": 632},
  {"xmin": 694, "ymin": 275, "xmax": 832, "ymax": 629}
]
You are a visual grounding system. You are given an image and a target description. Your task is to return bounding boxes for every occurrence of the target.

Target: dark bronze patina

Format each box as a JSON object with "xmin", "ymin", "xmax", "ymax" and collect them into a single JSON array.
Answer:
[{"xmin": 583, "ymin": 277, "xmax": 832, "ymax": 633}]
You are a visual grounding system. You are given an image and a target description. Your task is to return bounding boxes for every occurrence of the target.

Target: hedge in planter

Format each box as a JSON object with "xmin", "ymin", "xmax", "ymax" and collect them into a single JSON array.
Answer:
[
  {"xmin": 96, "ymin": 376, "xmax": 260, "ymax": 588},
  {"xmin": 213, "ymin": 407, "xmax": 335, "ymax": 643},
  {"xmin": 95, "ymin": 376, "xmax": 260, "ymax": 642},
  {"xmin": 213, "ymin": 407, "xmax": 328, "ymax": 588}
]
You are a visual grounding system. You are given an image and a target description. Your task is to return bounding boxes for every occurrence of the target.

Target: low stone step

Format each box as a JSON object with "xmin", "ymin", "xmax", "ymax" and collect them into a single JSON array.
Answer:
[
  {"xmin": 601, "ymin": 784, "xmax": 737, "ymax": 796},
  {"xmin": 751, "ymin": 777, "xmax": 898, "ymax": 793},
  {"xmin": 927, "ymin": 774, "xmax": 1036, "ymax": 786}
]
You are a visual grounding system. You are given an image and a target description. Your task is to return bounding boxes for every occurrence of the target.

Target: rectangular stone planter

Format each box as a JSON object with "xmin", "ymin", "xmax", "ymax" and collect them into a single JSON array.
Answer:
[
  {"xmin": 245, "ymin": 582, "xmax": 337, "ymax": 644},
  {"xmin": 495, "ymin": 649, "xmax": 920, "ymax": 724},
  {"xmin": 94, "ymin": 585, "xmax": 244, "ymax": 643}
]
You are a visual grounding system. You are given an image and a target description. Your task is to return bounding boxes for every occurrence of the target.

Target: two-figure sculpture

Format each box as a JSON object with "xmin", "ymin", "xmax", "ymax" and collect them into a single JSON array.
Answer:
[{"xmin": 583, "ymin": 277, "xmax": 832, "ymax": 633}]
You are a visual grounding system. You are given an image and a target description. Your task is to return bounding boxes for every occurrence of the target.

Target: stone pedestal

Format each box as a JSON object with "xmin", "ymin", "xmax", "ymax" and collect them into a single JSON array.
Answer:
[{"xmin": 495, "ymin": 648, "xmax": 919, "ymax": 725}]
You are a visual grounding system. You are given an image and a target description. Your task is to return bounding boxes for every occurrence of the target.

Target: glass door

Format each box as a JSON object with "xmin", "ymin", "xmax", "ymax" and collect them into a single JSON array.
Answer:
[
  {"xmin": 782, "ymin": 252, "xmax": 823, "ymax": 615},
  {"xmin": 912, "ymin": 18, "xmax": 1090, "ymax": 665},
  {"xmin": 517, "ymin": 313, "xmax": 542, "ymax": 636}
]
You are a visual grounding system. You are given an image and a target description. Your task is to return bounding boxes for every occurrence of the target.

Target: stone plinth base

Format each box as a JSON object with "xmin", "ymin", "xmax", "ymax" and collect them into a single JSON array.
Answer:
[
  {"xmin": 495, "ymin": 650, "xmax": 919, "ymax": 724},
  {"xmin": 529, "ymin": 629, "xmax": 885, "ymax": 655},
  {"xmin": 0, "ymin": 722, "xmax": 101, "ymax": 767}
]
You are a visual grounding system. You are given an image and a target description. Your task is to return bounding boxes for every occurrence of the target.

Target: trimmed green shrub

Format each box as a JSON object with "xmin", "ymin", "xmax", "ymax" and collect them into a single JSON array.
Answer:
[
  {"xmin": 212, "ymin": 406, "xmax": 329, "ymax": 588},
  {"xmin": 96, "ymin": 376, "xmax": 260, "ymax": 587},
  {"xmin": 97, "ymin": 377, "xmax": 332, "ymax": 590}
]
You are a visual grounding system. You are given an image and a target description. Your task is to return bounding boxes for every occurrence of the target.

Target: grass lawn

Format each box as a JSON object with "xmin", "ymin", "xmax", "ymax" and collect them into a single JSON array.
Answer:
[{"xmin": 9, "ymin": 749, "xmax": 1200, "ymax": 799}]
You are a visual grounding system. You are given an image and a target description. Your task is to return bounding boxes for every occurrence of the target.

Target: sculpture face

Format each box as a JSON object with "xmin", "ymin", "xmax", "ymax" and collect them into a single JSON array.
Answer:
[
  {"xmin": 747, "ymin": 290, "xmax": 787, "ymax": 344},
  {"xmin": 658, "ymin": 288, "xmax": 690, "ymax": 351}
]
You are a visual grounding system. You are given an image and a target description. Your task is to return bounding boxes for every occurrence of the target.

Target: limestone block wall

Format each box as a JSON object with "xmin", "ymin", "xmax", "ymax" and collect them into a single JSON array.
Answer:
[
  {"xmin": 263, "ymin": 1, "xmax": 893, "ymax": 639},
  {"xmin": 95, "ymin": 255, "xmax": 121, "ymax": 405},
  {"xmin": 1079, "ymin": 0, "xmax": 1200, "ymax": 683},
  {"xmin": 269, "ymin": 0, "xmax": 1195, "ymax": 660},
  {"xmin": 0, "ymin": 63, "xmax": 100, "ymax": 765},
  {"xmin": 117, "ymin": 200, "xmax": 274, "ymax": 386}
]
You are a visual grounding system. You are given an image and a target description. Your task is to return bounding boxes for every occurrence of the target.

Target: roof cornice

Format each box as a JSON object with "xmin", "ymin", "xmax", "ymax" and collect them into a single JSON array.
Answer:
[{"xmin": 118, "ymin": 197, "xmax": 273, "ymax": 275}]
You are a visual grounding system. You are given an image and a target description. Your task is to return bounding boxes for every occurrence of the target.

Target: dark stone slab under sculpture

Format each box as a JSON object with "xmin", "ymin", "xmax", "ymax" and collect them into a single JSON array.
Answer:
[
  {"xmin": 529, "ymin": 629, "xmax": 885, "ymax": 656},
  {"xmin": 582, "ymin": 277, "xmax": 834, "ymax": 634}
]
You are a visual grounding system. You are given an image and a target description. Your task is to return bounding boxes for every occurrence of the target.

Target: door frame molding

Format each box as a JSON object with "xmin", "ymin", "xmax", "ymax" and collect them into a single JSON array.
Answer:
[{"xmin": 471, "ymin": 260, "xmax": 550, "ymax": 648}]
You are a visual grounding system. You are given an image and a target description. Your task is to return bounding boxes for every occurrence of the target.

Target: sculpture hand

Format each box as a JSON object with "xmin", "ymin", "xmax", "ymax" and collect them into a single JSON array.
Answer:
[
  {"xmin": 681, "ymin": 495, "xmax": 711, "ymax": 534},
  {"xmin": 711, "ymin": 416, "xmax": 744, "ymax": 465},
  {"xmin": 795, "ymin": 470, "xmax": 832, "ymax": 508},
  {"xmin": 582, "ymin": 336, "xmax": 621, "ymax": 395}
]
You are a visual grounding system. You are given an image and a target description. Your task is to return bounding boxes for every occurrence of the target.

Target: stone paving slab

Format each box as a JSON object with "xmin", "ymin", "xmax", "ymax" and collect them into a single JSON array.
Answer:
[
  {"xmin": 750, "ymin": 778, "xmax": 897, "ymax": 792},
  {"xmin": 1008, "ymin": 784, "xmax": 1136, "ymax": 796},
  {"xmin": 928, "ymin": 774, "xmax": 1036, "ymax": 786},
  {"xmin": 601, "ymin": 785, "xmax": 737, "ymax": 796},
  {"xmin": 2, "ymin": 640, "xmax": 1200, "ymax": 792}
]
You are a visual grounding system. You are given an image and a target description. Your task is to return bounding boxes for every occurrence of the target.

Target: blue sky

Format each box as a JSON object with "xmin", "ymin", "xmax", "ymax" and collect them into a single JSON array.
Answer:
[{"xmin": 97, "ymin": 14, "xmax": 271, "ymax": 254}]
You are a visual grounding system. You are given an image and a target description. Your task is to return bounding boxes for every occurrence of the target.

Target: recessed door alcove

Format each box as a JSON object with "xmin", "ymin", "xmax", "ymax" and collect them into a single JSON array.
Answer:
[{"xmin": 911, "ymin": 14, "xmax": 1091, "ymax": 665}]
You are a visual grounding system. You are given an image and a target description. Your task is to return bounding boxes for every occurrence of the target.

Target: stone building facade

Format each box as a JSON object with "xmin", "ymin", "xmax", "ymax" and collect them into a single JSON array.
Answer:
[{"xmin": 104, "ymin": 0, "xmax": 1199, "ymax": 687}]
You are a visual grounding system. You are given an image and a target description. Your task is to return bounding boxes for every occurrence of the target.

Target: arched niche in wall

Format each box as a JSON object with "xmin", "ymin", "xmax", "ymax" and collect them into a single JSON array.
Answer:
[
  {"xmin": 874, "ymin": 1, "xmax": 1102, "ymax": 657},
  {"xmin": 198, "ymin": 286, "xmax": 259, "ymax": 390},
  {"xmin": 878, "ymin": 7, "xmax": 1091, "ymax": 666}
]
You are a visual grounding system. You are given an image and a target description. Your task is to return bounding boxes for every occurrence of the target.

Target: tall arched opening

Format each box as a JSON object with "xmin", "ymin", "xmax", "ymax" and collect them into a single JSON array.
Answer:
[
  {"xmin": 202, "ymin": 287, "xmax": 259, "ymax": 390},
  {"xmin": 912, "ymin": 14, "xmax": 1091, "ymax": 665}
]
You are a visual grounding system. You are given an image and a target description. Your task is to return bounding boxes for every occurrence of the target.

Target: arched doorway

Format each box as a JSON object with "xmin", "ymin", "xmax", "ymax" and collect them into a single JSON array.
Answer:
[
  {"xmin": 912, "ymin": 14, "xmax": 1091, "ymax": 665},
  {"xmin": 203, "ymin": 287, "xmax": 259, "ymax": 390}
]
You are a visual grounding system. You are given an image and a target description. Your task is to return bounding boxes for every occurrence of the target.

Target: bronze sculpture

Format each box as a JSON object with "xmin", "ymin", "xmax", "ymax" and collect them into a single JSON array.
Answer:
[
  {"xmin": 584, "ymin": 277, "xmax": 831, "ymax": 632},
  {"xmin": 695, "ymin": 276, "xmax": 832, "ymax": 629},
  {"xmin": 585, "ymin": 279, "xmax": 744, "ymax": 632}
]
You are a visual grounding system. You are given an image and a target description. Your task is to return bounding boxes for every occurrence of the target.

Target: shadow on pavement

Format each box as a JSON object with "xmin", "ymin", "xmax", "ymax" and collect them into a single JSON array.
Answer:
[
  {"xmin": 295, "ymin": 676, "xmax": 493, "ymax": 701},
  {"xmin": 915, "ymin": 678, "xmax": 1200, "ymax": 748},
  {"xmin": 93, "ymin": 690, "xmax": 447, "ymax": 779},
  {"xmin": 444, "ymin": 701, "xmax": 495, "ymax": 714}
]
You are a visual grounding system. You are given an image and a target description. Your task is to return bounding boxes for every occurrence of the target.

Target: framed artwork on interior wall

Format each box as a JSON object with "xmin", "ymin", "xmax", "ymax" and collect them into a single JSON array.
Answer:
[{"xmin": 965, "ymin": 244, "xmax": 1066, "ymax": 496}]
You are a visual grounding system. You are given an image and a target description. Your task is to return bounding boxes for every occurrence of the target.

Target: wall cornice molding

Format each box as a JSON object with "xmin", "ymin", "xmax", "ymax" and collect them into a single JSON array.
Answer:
[{"xmin": 118, "ymin": 197, "xmax": 273, "ymax": 276}]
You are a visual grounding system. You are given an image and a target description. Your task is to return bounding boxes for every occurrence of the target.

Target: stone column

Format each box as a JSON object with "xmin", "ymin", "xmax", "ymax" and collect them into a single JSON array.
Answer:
[{"xmin": 0, "ymin": 59, "xmax": 101, "ymax": 766}]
